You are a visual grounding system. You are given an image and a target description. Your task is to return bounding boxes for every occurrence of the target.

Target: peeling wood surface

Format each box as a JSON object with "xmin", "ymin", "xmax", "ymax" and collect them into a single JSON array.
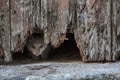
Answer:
[
  {"xmin": 0, "ymin": 0, "xmax": 12, "ymax": 62},
  {"xmin": 0, "ymin": 0, "xmax": 3, "ymax": 61},
  {"xmin": 113, "ymin": 0, "xmax": 120, "ymax": 60},
  {"xmin": 0, "ymin": 0, "xmax": 119, "ymax": 62},
  {"xmin": 75, "ymin": 0, "xmax": 112, "ymax": 61},
  {"xmin": 42, "ymin": 0, "xmax": 69, "ymax": 47},
  {"xmin": 10, "ymin": 0, "xmax": 33, "ymax": 52},
  {"xmin": 75, "ymin": 0, "xmax": 119, "ymax": 62}
]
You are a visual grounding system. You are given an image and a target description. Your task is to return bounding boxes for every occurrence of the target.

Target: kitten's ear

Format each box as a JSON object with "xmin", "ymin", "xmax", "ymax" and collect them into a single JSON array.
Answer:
[
  {"xmin": 29, "ymin": 35, "xmax": 34, "ymax": 39},
  {"xmin": 27, "ymin": 35, "xmax": 34, "ymax": 43}
]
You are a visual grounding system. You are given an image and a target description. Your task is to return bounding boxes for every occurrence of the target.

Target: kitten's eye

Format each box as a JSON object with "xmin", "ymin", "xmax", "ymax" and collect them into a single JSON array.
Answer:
[
  {"xmin": 31, "ymin": 45, "xmax": 35, "ymax": 48},
  {"xmin": 39, "ymin": 45, "xmax": 43, "ymax": 48}
]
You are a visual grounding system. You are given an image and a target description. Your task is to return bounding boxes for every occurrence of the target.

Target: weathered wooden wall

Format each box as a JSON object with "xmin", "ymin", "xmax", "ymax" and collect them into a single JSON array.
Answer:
[
  {"xmin": 0, "ymin": 0, "xmax": 34, "ymax": 62},
  {"xmin": 42, "ymin": 0, "xmax": 69, "ymax": 47},
  {"xmin": 74, "ymin": 0, "xmax": 120, "ymax": 61},
  {"xmin": 0, "ymin": 0, "xmax": 12, "ymax": 62},
  {"xmin": 0, "ymin": 0, "xmax": 119, "ymax": 62},
  {"xmin": 113, "ymin": 0, "xmax": 120, "ymax": 59},
  {"xmin": 75, "ymin": 0, "xmax": 112, "ymax": 61}
]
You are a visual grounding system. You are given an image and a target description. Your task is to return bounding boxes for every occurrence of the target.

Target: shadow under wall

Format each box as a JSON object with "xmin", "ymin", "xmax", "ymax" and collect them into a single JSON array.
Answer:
[
  {"xmin": 11, "ymin": 33, "xmax": 81, "ymax": 64},
  {"xmin": 49, "ymin": 33, "xmax": 81, "ymax": 61}
]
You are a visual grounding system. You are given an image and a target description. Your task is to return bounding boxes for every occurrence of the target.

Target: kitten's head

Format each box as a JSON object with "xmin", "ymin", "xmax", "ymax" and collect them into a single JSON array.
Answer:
[{"xmin": 26, "ymin": 38, "xmax": 46, "ymax": 56}]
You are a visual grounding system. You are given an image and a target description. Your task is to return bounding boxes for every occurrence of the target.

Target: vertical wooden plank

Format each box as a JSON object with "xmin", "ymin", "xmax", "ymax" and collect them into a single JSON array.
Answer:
[
  {"xmin": 76, "ymin": 0, "xmax": 112, "ymax": 62},
  {"xmin": 96, "ymin": 0, "xmax": 111, "ymax": 61},
  {"xmin": 74, "ymin": 0, "xmax": 87, "ymax": 61},
  {"xmin": 116, "ymin": 0, "xmax": 120, "ymax": 59},
  {"xmin": 41, "ymin": 0, "xmax": 49, "ymax": 44},
  {"xmin": 113, "ymin": 0, "xmax": 120, "ymax": 59},
  {"xmin": 0, "ymin": 0, "xmax": 4, "ymax": 61},
  {"xmin": 33, "ymin": 0, "xmax": 41, "ymax": 30},
  {"xmin": 50, "ymin": 0, "xmax": 69, "ymax": 47},
  {"xmin": 69, "ymin": 0, "xmax": 77, "ymax": 33},
  {"xmin": 0, "ymin": 1, "xmax": 3, "ymax": 48},
  {"xmin": 42, "ymin": 0, "xmax": 69, "ymax": 48},
  {"xmin": 1, "ymin": 0, "xmax": 12, "ymax": 62},
  {"xmin": 10, "ymin": 0, "xmax": 33, "ymax": 52}
]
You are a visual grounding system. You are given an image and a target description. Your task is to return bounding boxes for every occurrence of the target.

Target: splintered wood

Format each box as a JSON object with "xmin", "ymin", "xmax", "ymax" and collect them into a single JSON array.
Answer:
[{"xmin": 0, "ymin": 0, "xmax": 119, "ymax": 62}]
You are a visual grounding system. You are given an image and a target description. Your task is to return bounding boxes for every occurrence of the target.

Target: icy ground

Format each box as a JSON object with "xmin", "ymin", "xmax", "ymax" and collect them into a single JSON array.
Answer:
[{"xmin": 0, "ymin": 61, "xmax": 120, "ymax": 80}]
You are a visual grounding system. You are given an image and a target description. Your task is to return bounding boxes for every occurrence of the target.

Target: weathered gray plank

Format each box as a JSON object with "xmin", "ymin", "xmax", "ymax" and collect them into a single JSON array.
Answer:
[
  {"xmin": 0, "ymin": 0, "xmax": 12, "ymax": 62},
  {"xmin": 75, "ymin": 0, "xmax": 113, "ymax": 62},
  {"xmin": 0, "ymin": 0, "xmax": 4, "ymax": 61},
  {"xmin": 10, "ymin": 0, "xmax": 33, "ymax": 52},
  {"xmin": 113, "ymin": 0, "xmax": 120, "ymax": 60},
  {"xmin": 0, "ymin": 0, "xmax": 119, "ymax": 62},
  {"xmin": 42, "ymin": 0, "xmax": 69, "ymax": 47}
]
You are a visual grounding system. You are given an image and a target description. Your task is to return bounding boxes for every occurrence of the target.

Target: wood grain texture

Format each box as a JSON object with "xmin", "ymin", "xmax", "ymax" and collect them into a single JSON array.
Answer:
[{"xmin": 0, "ymin": 0, "xmax": 119, "ymax": 62}]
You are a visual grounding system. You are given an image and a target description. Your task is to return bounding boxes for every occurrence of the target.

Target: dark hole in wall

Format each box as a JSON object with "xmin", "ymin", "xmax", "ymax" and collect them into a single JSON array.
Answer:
[
  {"xmin": 12, "ymin": 33, "xmax": 81, "ymax": 64},
  {"xmin": 49, "ymin": 33, "xmax": 81, "ymax": 61}
]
